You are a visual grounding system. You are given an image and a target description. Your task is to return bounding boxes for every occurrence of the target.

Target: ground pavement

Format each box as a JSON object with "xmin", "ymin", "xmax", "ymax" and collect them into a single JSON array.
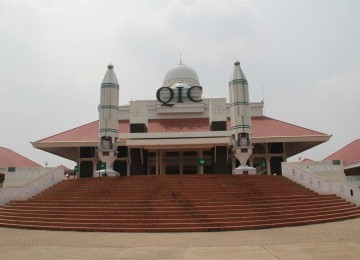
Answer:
[{"xmin": 1, "ymin": 217, "xmax": 360, "ymax": 259}]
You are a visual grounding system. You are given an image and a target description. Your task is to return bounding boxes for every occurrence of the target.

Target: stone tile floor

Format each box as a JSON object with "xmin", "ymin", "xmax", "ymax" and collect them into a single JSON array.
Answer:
[{"xmin": 1, "ymin": 217, "xmax": 360, "ymax": 259}]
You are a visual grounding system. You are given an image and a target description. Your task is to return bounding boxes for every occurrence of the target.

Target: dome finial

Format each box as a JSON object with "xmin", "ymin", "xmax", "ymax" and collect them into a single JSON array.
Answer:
[
  {"xmin": 234, "ymin": 60, "xmax": 240, "ymax": 66},
  {"xmin": 179, "ymin": 54, "xmax": 183, "ymax": 65},
  {"xmin": 108, "ymin": 63, "xmax": 114, "ymax": 69}
]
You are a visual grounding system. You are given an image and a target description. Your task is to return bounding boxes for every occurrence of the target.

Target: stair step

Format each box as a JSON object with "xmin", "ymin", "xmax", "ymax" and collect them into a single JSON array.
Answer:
[{"xmin": 0, "ymin": 174, "xmax": 358, "ymax": 232}]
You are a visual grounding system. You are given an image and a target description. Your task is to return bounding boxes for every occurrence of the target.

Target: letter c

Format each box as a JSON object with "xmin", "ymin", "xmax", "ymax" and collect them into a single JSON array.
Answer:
[{"xmin": 187, "ymin": 86, "xmax": 203, "ymax": 103}]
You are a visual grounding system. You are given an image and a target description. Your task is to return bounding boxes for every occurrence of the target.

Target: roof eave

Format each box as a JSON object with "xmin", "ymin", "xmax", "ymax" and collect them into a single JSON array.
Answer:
[
  {"xmin": 253, "ymin": 135, "xmax": 331, "ymax": 143},
  {"xmin": 344, "ymin": 161, "xmax": 360, "ymax": 170}
]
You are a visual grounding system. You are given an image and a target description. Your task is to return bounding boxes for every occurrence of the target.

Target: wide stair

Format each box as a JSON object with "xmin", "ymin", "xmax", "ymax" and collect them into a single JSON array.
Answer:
[{"xmin": 0, "ymin": 174, "xmax": 359, "ymax": 232}]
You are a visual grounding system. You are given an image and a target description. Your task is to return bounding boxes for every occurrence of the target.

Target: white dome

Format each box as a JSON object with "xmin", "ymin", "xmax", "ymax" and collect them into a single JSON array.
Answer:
[{"xmin": 163, "ymin": 63, "xmax": 200, "ymax": 87}]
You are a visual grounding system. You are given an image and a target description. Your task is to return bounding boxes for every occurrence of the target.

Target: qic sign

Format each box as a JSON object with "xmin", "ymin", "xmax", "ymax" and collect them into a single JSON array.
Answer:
[{"xmin": 156, "ymin": 86, "xmax": 203, "ymax": 106}]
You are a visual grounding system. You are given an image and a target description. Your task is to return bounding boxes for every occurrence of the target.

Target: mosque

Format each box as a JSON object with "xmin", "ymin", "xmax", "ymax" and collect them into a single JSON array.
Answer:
[{"xmin": 32, "ymin": 61, "xmax": 331, "ymax": 178}]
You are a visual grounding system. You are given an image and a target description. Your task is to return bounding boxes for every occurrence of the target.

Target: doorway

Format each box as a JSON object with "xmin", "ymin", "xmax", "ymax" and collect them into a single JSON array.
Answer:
[{"xmin": 147, "ymin": 149, "xmax": 210, "ymax": 175}]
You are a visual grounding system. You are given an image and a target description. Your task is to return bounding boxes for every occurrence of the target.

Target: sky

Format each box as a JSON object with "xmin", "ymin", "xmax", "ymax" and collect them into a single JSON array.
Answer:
[{"xmin": 0, "ymin": 0, "xmax": 359, "ymax": 168}]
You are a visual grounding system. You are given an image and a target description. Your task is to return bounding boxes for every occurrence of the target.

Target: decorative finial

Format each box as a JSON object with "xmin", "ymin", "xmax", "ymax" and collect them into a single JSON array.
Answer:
[
  {"xmin": 179, "ymin": 54, "xmax": 183, "ymax": 65},
  {"xmin": 108, "ymin": 64, "xmax": 114, "ymax": 69},
  {"xmin": 234, "ymin": 60, "xmax": 240, "ymax": 66}
]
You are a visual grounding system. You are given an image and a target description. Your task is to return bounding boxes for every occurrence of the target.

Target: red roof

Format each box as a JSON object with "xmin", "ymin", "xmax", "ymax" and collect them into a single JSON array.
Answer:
[
  {"xmin": 35, "ymin": 116, "xmax": 327, "ymax": 143},
  {"xmin": 324, "ymin": 138, "xmax": 360, "ymax": 164},
  {"xmin": 0, "ymin": 147, "xmax": 41, "ymax": 168},
  {"xmin": 250, "ymin": 117, "xmax": 326, "ymax": 137},
  {"xmin": 38, "ymin": 120, "xmax": 130, "ymax": 142}
]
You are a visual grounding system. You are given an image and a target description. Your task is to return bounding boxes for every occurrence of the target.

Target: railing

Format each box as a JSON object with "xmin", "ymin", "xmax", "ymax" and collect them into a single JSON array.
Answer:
[
  {"xmin": 347, "ymin": 176, "xmax": 360, "ymax": 182},
  {"xmin": 282, "ymin": 161, "xmax": 360, "ymax": 207},
  {"xmin": 0, "ymin": 167, "xmax": 64, "ymax": 205}
]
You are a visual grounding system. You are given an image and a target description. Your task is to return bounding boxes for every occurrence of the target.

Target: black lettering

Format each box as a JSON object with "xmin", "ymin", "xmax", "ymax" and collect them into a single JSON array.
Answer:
[
  {"xmin": 156, "ymin": 86, "xmax": 203, "ymax": 105},
  {"xmin": 187, "ymin": 86, "xmax": 203, "ymax": 103},
  {"xmin": 176, "ymin": 86, "xmax": 184, "ymax": 103},
  {"xmin": 156, "ymin": 87, "xmax": 174, "ymax": 106}
]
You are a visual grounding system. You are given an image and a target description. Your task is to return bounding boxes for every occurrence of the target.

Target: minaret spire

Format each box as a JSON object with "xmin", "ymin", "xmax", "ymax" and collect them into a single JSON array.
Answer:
[
  {"xmin": 228, "ymin": 60, "xmax": 255, "ymax": 174},
  {"xmin": 94, "ymin": 64, "xmax": 120, "ymax": 177}
]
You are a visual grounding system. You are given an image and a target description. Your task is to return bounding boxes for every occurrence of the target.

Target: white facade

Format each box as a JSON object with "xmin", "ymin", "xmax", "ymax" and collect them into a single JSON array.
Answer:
[{"xmin": 121, "ymin": 99, "xmax": 263, "ymax": 124}]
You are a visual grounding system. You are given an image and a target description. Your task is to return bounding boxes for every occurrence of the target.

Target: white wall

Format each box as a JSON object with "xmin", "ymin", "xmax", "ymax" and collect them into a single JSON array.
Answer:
[
  {"xmin": 282, "ymin": 161, "xmax": 360, "ymax": 207},
  {"xmin": 0, "ymin": 167, "xmax": 65, "ymax": 205}
]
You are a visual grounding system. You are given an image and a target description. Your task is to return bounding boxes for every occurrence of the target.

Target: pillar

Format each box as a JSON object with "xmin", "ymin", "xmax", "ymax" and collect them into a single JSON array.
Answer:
[{"xmin": 198, "ymin": 150, "xmax": 204, "ymax": 174}]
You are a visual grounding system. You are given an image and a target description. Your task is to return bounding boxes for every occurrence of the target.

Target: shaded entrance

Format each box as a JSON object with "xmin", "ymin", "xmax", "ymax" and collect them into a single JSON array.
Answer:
[
  {"xmin": 147, "ymin": 149, "xmax": 211, "ymax": 175},
  {"xmin": 80, "ymin": 161, "xmax": 93, "ymax": 178}
]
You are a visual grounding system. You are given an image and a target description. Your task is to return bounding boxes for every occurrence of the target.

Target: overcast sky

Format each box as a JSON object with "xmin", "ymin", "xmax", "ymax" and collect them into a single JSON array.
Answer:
[{"xmin": 0, "ymin": 0, "xmax": 359, "ymax": 168}]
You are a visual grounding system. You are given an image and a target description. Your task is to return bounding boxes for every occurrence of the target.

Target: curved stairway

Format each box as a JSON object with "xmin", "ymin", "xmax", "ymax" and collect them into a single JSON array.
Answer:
[{"xmin": 0, "ymin": 174, "xmax": 359, "ymax": 232}]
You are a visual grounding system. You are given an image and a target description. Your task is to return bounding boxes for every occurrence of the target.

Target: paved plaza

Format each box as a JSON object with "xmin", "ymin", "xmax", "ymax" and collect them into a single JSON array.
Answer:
[{"xmin": 1, "ymin": 217, "xmax": 360, "ymax": 259}]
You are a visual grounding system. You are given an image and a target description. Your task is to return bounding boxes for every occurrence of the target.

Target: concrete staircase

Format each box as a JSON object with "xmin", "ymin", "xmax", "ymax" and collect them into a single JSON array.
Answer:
[{"xmin": 0, "ymin": 174, "xmax": 359, "ymax": 232}]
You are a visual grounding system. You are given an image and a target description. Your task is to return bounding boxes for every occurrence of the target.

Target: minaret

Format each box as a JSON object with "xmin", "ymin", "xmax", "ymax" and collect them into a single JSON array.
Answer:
[
  {"xmin": 94, "ymin": 64, "xmax": 120, "ymax": 177},
  {"xmin": 229, "ymin": 61, "xmax": 256, "ymax": 174}
]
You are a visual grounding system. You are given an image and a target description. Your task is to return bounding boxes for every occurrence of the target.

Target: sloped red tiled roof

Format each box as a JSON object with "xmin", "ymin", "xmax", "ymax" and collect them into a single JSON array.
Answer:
[
  {"xmin": 324, "ymin": 138, "xmax": 360, "ymax": 164},
  {"xmin": 38, "ymin": 120, "xmax": 130, "ymax": 142},
  {"xmin": 230, "ymin": 116, "xmax": 327, "ymax": 138},
  {"xmin": 35, "ymin": 116, "xmax": 328, "ymax": 143},
  {"xmin": 0, "ymin": 147, "xmax": 41, "ymax": 168}
]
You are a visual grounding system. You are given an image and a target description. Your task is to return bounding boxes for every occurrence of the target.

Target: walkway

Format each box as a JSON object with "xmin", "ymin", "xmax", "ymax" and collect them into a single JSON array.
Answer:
[{"xmin": 1, "ymin": 217, "xmax": 360, "ymax": 259}]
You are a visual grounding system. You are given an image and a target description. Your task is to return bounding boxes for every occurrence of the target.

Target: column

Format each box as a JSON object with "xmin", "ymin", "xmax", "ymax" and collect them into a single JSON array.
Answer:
[
  {"xmin": 126, "ymin": 158, "xmax": 130, "ymax": 176},
  {"xmin": 282, "ymin": 142, "xmax": 287, "ymax": 162},
  {"xmin": 179, "ymin": 151, "xmax": 184, "ymax": 175},
  {"xmin": 198, "ymin": 150, "xmax": 204, "ymax": 174},
  {"xmin": 160, "ymin": 150, "xmax": 165, "ymax": 175},
  {"xmin": 155, "ymin": 150, "xmax": 159, "ymax": 175},
  {"xmin": 92, "ymin": 159, "xmax": 97, "ymax": 174},
  {"xmin": 265, "ymin": 143, "xmax": 271, "ymax": 175}
]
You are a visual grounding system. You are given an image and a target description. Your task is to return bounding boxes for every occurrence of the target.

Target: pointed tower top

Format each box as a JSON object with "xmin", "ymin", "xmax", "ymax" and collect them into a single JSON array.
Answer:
[
  {"xmin": 102, "ymin": 64, "xmax": 119, "ymax": 85},
  {"xmin": 230, "ymin": 60, "xmax": 247, "ymax": 83},
  {"xmin": 179, "ymin": 54, "xmax": 183, "ymax": 65}
]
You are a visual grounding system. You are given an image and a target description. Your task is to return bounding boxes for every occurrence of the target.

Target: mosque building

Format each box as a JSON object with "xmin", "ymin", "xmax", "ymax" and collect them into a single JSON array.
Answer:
[{"xmin": 32, "ymin": 61, "xmax": 331, "ymax": 178}]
